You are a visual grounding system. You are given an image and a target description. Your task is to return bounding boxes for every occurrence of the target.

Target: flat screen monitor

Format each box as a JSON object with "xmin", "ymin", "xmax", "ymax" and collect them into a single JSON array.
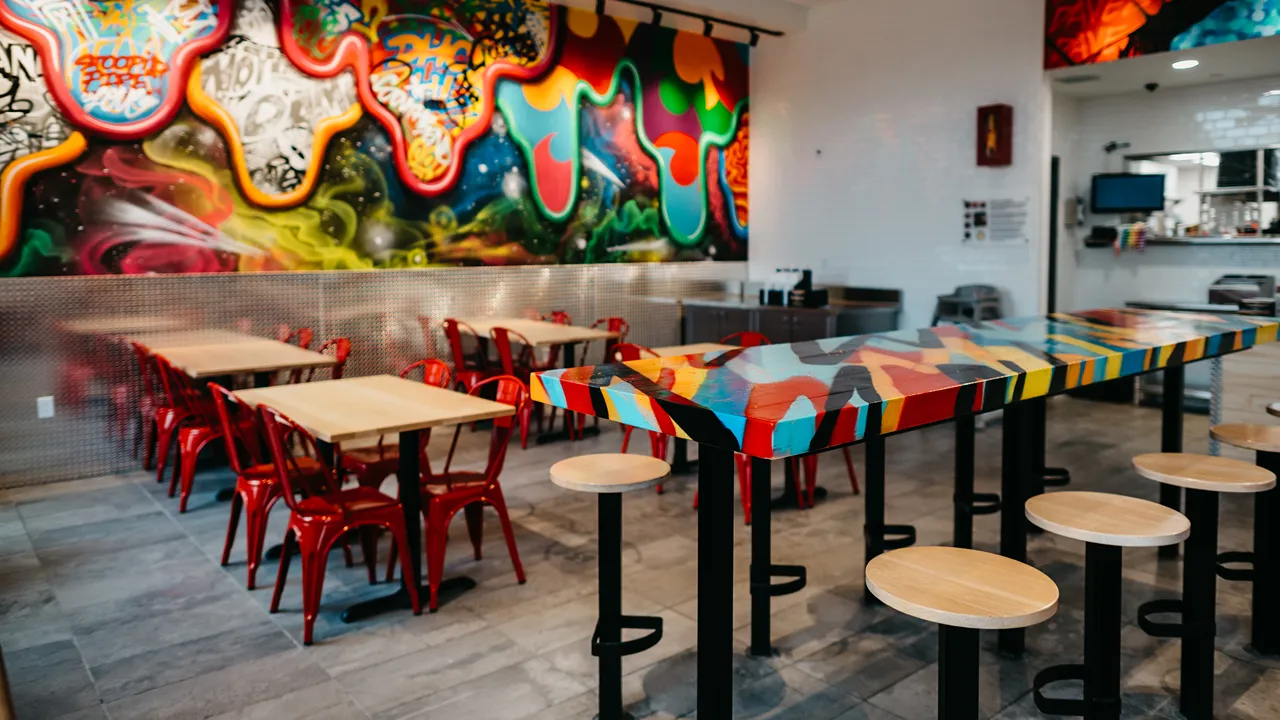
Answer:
[{"xmin": 1091, "ymin": 173, "xmax": 1166, "ymax": 214}]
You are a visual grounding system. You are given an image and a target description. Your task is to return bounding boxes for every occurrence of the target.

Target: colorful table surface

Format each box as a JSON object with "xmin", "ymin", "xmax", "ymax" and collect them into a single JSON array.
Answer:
[{"xmin": 532, "ymin": 309, "xmax": 1280, "ymax": 460}]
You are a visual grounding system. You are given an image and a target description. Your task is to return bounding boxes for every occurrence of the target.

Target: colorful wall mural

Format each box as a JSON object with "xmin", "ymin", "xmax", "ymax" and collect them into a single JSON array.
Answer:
[
  {"xmin": 0, "ymin": 0, "xmax": 749, "ymax": 276},
  {"xmin": 1045, "ymin": 0, "xmax": 1280, "ymax": 69}
]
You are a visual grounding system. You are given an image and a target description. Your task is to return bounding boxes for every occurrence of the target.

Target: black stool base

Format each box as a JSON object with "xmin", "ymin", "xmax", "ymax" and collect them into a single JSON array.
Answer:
[
  {"xmin": 939, "ymin": 625, "xmax": 979, "ymax": 720},
  {"xmin": 1032, "ymin": 664, "xmax": 1088, "ymax": 717}
]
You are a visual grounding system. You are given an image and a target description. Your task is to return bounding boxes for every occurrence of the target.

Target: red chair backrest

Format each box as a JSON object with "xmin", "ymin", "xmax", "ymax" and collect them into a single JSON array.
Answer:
[
  {"xmin": 489, "ymin": 327, "xmax": 533, "ymax": 375},
  {"xmin": 591, "ymin": 317, "xmax": 630, "ymax": 339},
  {"xmin": 442, "ymin": 318, "xmax": 486, "ymax": 373},
  {"xmin": 543, "ymin": 311, "xmax": 572, "ymax": 325},
  {"xmin": 208, "ymin": 383, "xmax": 262, "ymax": 475},
  {"xmin": 399, "ymin": 358, "xmax": 453, "ymax": 388},
  {"xmin": 720, "ymin": 331, "xmax": 771, "ymax": 348},
  {"xmin": 130, "ymin": 342, "xmax": 164, "ymax": 407},
  {"xmin": 259, "ymin": 406, "xmax": 333, "ymax": 514},
  {"xmin": 278, "ymin": 326, "xmax": 314, "ymax": 349},
  {"xmin": 612, "ymin": 343, "xmax": 659, "ymax": 362},
  {"xmin": 298, "ymin": 337, "xmax": 351, "ymax": 383},
  {"xmin": 440, "ymin": 375, "xmax": 529, "ymax": 490},
  {"xmin": 153, "ymin": 354, "xmax": 208, "ymax": 421}
]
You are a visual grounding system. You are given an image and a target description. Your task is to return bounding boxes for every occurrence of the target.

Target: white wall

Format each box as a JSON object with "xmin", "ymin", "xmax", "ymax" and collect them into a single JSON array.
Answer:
[
  {"xmin": 750, "ymin": 0, "xmax": 1051, "ymax": 328},
  {"xmin": 1062, "ymin": 76, "xmax": 1280, "ymax": 309}
]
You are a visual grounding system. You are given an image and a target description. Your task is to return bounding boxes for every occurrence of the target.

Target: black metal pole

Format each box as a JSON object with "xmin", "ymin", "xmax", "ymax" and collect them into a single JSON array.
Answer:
[
  {"xmin": 1253, "ymin": 452, "xmax": 1280, "ymax": 655},
  {"xmin": 1084, "ymin": 543, "xmax": 1122, "ymax": 720},
  {"xmin": 697, "ymin": 444, "xmax": 734, "ymax": 718},
  {"xmin": 1160, "ymin": 366, "xmax": 1185, "ymax": 559},
  {"xmin": 1028, "ymin": 397, "xmax": 1048, "ymax": 513},
  {"xmin": 938, "ymin": 625, "xmax": 980, "ymax": 720},
  {"xmin": 598, "ymin": 492, "xmax": 624, "ymax": 719},
  {"xmin": 999, "ymin": 403, "xmax": 1028, "ymax": 655},
  {"xmin": 1180, "ymin": 488, "xmax": 1218, "ymax": 720},
  {"xmin": 954, "ymin": 416, "xmax": 975, "ymax": 549},
  {"xmin": 750, "ymin": 456, "xmax": 773, "ymax": 656},
  {"xmin": 863, "ymin": 436, "xmax": 886, "ymax": 605}
]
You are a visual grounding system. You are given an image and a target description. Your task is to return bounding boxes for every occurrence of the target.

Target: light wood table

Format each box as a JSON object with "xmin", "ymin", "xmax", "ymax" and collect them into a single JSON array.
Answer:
[
  {"xmin": 651, "ymin": 343, "xmax": 736, "ymax": 357},
  {"xmin": 59, "ymin": 315, "xmax": 188, "ymax": 336},
  {"xmin": 236, "ymin": 375, "xmax": 515, "ymax": 620},
  {"xmin": 158, "ymin": 339, "xmax": 336, "ymax": 386},
  {"xmin": 128, "ymin": 329, "xmax": 265, "ymax": 350}
]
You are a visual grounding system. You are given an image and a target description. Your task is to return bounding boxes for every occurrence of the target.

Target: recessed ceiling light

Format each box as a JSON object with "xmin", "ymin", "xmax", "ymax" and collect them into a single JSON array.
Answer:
[
  {"xmin": 1265, "ymin": 89, "xmax": 1280, "ymax": 97},
  {"xmin": 1171, "ymin": 59, "xmax": 1200, "ymax": 70}
]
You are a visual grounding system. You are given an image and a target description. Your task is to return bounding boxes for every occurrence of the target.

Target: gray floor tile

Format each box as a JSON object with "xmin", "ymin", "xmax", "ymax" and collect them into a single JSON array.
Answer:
[{"xmin": 5, "ymin": 639, "xmax": 100, "ymax": 720}]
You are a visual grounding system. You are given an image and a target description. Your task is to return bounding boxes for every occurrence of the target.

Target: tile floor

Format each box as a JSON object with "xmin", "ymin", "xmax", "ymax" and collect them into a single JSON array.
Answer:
[{"xmin": 2, "ymin": 398, "xmax": 1280, "ymax": 719}]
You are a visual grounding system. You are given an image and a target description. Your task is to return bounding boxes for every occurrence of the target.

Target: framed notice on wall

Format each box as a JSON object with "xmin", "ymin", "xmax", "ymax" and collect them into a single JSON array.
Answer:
[
  {"xmin": 964, "ymin": 198, "xmax": 1028, "ymax": 244},
  {"xmin": 977, "ymin": 104, "xmax": 1013, "ymax": 166}
]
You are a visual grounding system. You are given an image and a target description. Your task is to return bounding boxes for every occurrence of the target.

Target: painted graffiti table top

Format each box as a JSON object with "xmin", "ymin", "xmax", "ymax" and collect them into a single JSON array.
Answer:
[{"xmin": 532, "ymin": 309, "xmax": 1280, "ymax": 460}]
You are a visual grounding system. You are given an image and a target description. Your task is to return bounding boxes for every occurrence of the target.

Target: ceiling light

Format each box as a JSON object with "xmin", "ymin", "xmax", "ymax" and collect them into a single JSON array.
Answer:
[
  {"xmin": 1171, "ymin": 59, "xmax": 1199, "ymax": 70},
  {"xmin": 1265, "ymin": 89, "xmax": 1280, "ymax": 97}
]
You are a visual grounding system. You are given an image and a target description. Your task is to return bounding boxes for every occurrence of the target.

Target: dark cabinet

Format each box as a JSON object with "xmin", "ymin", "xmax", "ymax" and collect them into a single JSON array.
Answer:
[
  {"xmin": 790, "ymin": 311, "xmax": 832, "ymax": 342},
  {"xmin": 756, "ymin": 310, "xmax": 794, "ymax": 344},
  {"xmin": 685, "ymin": 305, "xmax": 753, "ymax": 343},
  {"xmin": 683, "ymin": 301, "xmax": 898, "ymax": 344}
]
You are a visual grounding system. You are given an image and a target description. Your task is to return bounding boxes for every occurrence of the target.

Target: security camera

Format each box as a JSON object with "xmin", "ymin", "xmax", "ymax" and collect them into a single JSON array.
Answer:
[{"xmin": 1145, "ymin": 82, "xmax": 1159, "ymax": 92}]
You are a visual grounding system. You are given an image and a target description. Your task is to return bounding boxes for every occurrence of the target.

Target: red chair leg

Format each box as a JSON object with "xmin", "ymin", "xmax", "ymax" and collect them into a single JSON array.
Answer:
[
  {"xmin": 519, "ymin": 403, "xmax": 532, "ymax": 449},
  {"xmin": 843, "ymin": 446, "xmax": 861, "ymax": 495},
  {"xmin": 155, "ymin": 414, "xmax": 177, "ymax": 484},
  {"xmin": 221, "ymin": 491, "xmax": 243, "ymax": 566},
  {"xmin": 342, "ymin": 538, "xmax": 354, "ymax": 567},
  {"xmin": 177, "ymin": 432, "xmax": 218, "ymax": 513},
  {"xmin": 141, "ymin": 419, "xmax": 156, "ymax": 471},
  {"xmin": 385, "ymin": 519, "xmax": 421, "ymax": 614},
  {"xmin": 464, "ymin": 502, "xmax": 484, "ymax": 560},
  {"xmin": 425, "ymin": 503, "xmax": 449, "ymax": 612},
  {"xmin": 803, "ymin": 455, "xmax": 819, "ymax": 508},
  {"xmin": 385, "ymin": 538, "xmax": 399, "ymax": 583},
  {"xmin": 242, "ymin": 486, "xmax": 275, "ymax": 590},
  {"xmin": 786, "ymin": 458, "xmax": 807, "ymax": 509},
  {"xmin": 620, "ymin": 426, "xmax": 633, "ymax": 453},
  {"xmin": 298, "ymin": 538, "xmax": 331, "ymax": 646},
  {"xmin": 489, "ymin": 488, "xmax": 526, "ymax": 585},
  {"xmin": 270, "ymin": 529, "xmax": 296, "ymax": 613},
  {"xmin": 737, "ymin": 455, "xmax": 752, "ymax": 525},
  {"xmin": 360, "ymin": 527, "xmax": 379, "ymax": 585}
]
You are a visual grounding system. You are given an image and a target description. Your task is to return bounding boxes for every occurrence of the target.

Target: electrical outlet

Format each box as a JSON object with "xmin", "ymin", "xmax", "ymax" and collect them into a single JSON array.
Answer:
[{"xmin": 36, "ymin": 396, "xmax": 54, "ymax": 419}]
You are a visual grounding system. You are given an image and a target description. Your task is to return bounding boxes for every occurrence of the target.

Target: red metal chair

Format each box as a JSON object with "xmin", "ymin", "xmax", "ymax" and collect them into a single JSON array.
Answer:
[
  {"xmin": 490, "ymin": 326, "xmax": 542, "ymax": 448},
  {"xmin": 720, "ymin": 331, "xmax": 771, "ymax": 348},
  {"xmin": 442, "ymin": 319, "xmax": 492, "ymax": 393},
  {"xmin": 294, "ymin": 337, "xmax": 351, "ymax": 384},
  {"xmin": 419, "ymin": 375, "xmax": 528, "ymax": 611},
  {"xmin": 154, "ymin": 354, "xmax": 227, "ymax": 513},
  {"xmin": 130, "ymin": 342, "xmax": 172, "ymax": 476},
  {"xmin": 276, "ymin": 326, "xmax": 314, "ymax": 348},
  {"xmin": 262, "ymin": 406, "xmax": 421, "ymax": 645},
  {"xmin": 210, "ymin": 383, "xmax": 332, "ymax": 589}
]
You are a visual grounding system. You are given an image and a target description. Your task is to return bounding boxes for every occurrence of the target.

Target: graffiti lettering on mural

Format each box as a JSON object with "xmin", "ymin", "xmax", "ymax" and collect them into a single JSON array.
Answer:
[
  {"xmin": 4, "ymin": 1, "xmax": 749, "ymax": 276},
  {"xmin": 280, "ymin": 0, "xmax": 557, "ymax": 195},
  {"xmin": 1044, "ymin": 0, "xmax": 1280, "ymax": 68},
  {"xmin": 0, "ymin": 0, "xmax": 231, "ymax": 137},
  {"xmin": 0, "ymin": 33, "xmax": 68, "ymax": 169},
  {"xmin": 194, "ymin": 0, "xmax": 359, "ymax": 202}
]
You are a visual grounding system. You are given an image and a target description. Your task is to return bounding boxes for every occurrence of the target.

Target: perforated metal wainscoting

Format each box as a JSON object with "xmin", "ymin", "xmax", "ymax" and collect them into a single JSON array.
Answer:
[{"xmin": 0, "ymin": 263, "xmax": 744, "ymax": 488}]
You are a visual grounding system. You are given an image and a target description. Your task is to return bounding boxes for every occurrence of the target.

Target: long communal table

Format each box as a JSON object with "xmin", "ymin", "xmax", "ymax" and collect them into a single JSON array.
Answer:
[{"xmin": 532, "ymin": 308, "xmax": 1280, "ymax": 718}]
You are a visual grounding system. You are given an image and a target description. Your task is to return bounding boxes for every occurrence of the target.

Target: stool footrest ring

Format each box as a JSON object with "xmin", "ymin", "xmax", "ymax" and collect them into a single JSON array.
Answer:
[
  {"xmin": 971, "ymin": 492, "xmax": 1002, "ymax": 516},
  {"xmin": 1043, "ymin": 467, "xmax": 1071, "ymax": 487},
  {"xmin": 751, "ymin": 564, "xmax": 807, "ymax": 597},
  {"xmin": 592, "ymin": 615, "xmax": 664, "ymax": 658},
  {"xmin": 1032, "ymin": 664, "xmax": 1089, "ymax": 716},
  {"xmin": 1137, "ymin": 599, "xmax": 1185, "ymax": 638},
  {"xmin": 883, "ymin": 524, "xmax": 917, "ymax": 551},
  {"xmin": 1216, "ymin": 551, "xmax": 1255, "ymax": 582}
]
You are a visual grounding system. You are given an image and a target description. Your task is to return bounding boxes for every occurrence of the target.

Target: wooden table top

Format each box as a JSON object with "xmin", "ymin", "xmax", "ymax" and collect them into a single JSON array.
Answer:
[
  {"xmin": 235, "ymin": 375, "xmax": 516, "ymax": 443},
  {"xmin": 1024, "ymin": 491, "xmax": 1190, "ymax": 548},
  {"xmin": 158, "ymin": 339, "xmax": 336, "ymax": 379},
  {"xmin": 533, "ymin": 308, "xmax": 1280, "ymax": 459},
  {"xmin": 456, "ymin": 318, "xmax": 619, "ymax": 347},
  {"xmin": 127, "ymin": 330, "xmax": 265, "ymax": 351},
  {"xmin": 651, "ymin": 343, "xmax": 737, "ymax": 357},
  {"xmin": 1132, "ymin": 452, "xmax": 1276, "ymax": 493},
  {"xmin": 60, "ymin": 315, "xmax": 188, "ymax": 335}
]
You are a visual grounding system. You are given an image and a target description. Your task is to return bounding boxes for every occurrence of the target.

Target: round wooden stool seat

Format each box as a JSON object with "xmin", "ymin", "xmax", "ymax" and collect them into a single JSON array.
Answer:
[
  {"xmin": 1133, "ymin": 453, "xmax": 1276, "ymax": 494},
  {"xmin": 550, "ymin": 453, "xmax": 671, "ymax": 494},
  {"xmin": 864, "ymin": 546, "xmax": 1058, "ymax": 630},
  {"xmin": 1211, "ymin": 423, "xmax": 1280, "ymax": 453},
  {"xmin": 1025, "ymin": 491, "xmax": 1189, "ymax": 547},
  {"xmin": 1267, "ymin": 402, "xmax": 1280, "ymax": 419}
]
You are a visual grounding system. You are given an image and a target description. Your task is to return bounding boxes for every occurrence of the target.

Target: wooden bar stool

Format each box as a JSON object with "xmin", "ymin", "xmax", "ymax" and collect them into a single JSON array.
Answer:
[
  {"xmin": 864, "ymin": 546, "xmax": 1058, "ymax": 720},
  {"xmin": 1202, "ymin": 426, "xmax": 1280, "ymax": 656},
  {"xmin": 1131, "ymin": 453, "xmax": 1274, "ymax": 720},
  {"xmin": 1026, "ymin": 491, "xmax": 1189, "ymax": 720},
  {"xmin": 551, "ymin": 454, "xmax": 670, "ymax": 720}
]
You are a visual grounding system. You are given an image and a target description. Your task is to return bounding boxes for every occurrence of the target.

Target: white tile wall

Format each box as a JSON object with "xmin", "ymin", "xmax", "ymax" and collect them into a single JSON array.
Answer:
[
  {"xmin": 1060, "ymin": 75, "xmax": 1280, "ymax": 309},
  {"xmin": 749, "ymin": 0, "xmax": 1051, "ymax": 328}
]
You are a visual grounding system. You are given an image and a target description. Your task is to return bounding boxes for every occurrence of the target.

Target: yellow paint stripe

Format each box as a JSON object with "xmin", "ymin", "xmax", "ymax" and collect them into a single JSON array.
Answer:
[
  {"xmin": 1020, "ymin": 367, "xmax": 1053, "ymax": 399},
  {"xmin": 0, "ymin": 132, "xmax": 88, "ymax": 261}
]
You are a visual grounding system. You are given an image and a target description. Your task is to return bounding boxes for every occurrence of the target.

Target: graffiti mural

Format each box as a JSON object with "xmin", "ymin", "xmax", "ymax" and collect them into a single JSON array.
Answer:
[
  {"xmin": 0, "ymin": 0, "xmax": 749, "ymax": 276},
  {"xmin": 1045, "ymin": 0, "xmax": 1280, "ymax": 68}
]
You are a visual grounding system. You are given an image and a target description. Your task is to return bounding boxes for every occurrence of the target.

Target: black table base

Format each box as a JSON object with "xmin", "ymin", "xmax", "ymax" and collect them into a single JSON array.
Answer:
[
  {"xmin": 697, "ymin": 444, "xmax": 734, "ymax": 719},
  {"xmin": 749, "ymin": 457, "xmax": 808, "ymax": 657},
  {"xmin": 1159, "ymin": 366, "xmax": 1185, "ymax": 559},
  {"xmin": 999, "ymin": 403, "xmax": 1031, "ymax": 656}
]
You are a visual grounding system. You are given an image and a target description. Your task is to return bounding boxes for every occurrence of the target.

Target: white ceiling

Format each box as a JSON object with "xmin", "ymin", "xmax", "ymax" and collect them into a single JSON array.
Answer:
[{"xmin": 1049, "ymin": 34, "xmax": 1280, "ymax": 98}]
